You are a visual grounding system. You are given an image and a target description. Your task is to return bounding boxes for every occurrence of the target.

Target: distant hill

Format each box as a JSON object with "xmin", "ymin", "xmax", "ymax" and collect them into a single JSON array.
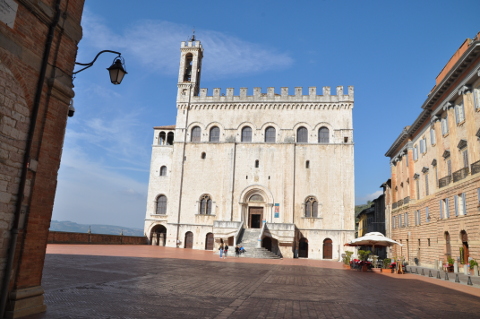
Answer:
[{"xmin": 50, "ymin": 220, "xmax": 144, "ymax": 236}]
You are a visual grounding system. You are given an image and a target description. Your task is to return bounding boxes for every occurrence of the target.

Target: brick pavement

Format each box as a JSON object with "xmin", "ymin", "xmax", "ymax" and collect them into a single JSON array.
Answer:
[{"xmin": 24, "ymin": 245, "xmax": 480, "ymax": 318}]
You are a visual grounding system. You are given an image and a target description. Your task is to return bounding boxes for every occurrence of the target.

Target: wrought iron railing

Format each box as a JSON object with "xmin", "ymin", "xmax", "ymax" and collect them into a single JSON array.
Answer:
[
  {"xmin": 471, "ymin": 160, "xmax": 480, "ymax": 175},
  {"xmin": 438, "ymin": 175, "xmax": 451, "ymax": 188},
  {"xmin": 452, "ymin": 167, "xmax": 469, "ymax": 182},
  {"xmin": 397, "ymin": 199, "xmax": 404, "ymax": 207},
  {"xmin": 392, "ymin": 202, "xmax": 398, "ymax": 209}
]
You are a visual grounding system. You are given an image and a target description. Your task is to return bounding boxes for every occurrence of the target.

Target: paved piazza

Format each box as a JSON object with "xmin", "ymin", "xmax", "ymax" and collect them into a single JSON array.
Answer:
[{"xmin": 25, "ymin": 245, "xmax": 480, "ymax": 318}]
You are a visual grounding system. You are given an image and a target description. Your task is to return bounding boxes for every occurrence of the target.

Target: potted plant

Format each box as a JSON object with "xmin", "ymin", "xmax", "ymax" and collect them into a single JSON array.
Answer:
[
  {"xmin": 343, "ymin": 251, "xmax": 353, "ymax": 267},
  {"xmin": 383, "ymin": 258, "xmax": 391, "ymax": 269},
  {"xmin": 357, "ymin": 250, "xmax": 372, "ymax": 272},
  {"xmin": 446, "ymin": 257, "xmax": 455, "ymax": 272}
]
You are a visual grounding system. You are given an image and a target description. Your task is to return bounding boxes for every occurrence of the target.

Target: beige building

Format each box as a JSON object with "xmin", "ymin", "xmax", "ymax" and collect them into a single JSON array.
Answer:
[
  {"xmin": 385, "ymin": 33, "xmax": 480, "ymax": 268},
  {"xmin": 144, "ymin": 38, "xmax": 355, "ymax": 259}
]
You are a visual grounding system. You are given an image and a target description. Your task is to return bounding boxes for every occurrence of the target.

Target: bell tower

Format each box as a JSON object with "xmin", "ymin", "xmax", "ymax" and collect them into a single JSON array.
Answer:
[{"xmin": 177, "ymin": 35, "xmax": 203, "ymax": 99}]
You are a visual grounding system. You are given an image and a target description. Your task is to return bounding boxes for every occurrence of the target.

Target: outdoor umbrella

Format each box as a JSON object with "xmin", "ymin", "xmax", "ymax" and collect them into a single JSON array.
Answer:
[{"xmin": 345, "ymin": 232, "xmax": 402, "ymax": 255}]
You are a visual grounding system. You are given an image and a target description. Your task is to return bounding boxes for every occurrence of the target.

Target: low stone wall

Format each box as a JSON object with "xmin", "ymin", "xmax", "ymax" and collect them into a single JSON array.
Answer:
[{"xmin": 48, "ymin": 231, "xmax": 147, "ymax": 245}]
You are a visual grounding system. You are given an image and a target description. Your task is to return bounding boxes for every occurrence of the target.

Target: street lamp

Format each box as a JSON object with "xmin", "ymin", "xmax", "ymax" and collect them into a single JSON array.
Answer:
[{"xmin": 73, "ymin": 50, "xmax": 127, "ymax": 85}]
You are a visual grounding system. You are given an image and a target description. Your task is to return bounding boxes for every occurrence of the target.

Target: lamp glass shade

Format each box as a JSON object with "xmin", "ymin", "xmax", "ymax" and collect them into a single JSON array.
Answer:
[{"xmin": 107, "ymin": 59, "xmax": 127, "ymax": 85}]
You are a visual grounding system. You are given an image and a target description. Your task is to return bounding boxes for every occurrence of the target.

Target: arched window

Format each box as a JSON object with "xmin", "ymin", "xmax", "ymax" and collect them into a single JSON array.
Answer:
[
  {"xmin": 167, "ymin": 132, "xmax": 174, "ymax": 145},
  {"xmin": 199, "ymin": 194, "xmax": 212, "ymax": 215},
  {"xmin": 304, "ymin": 196, "xmax": 318, "ymax": 218},
  {"xmin": 156, "ymin": 195, "xmax": 167, "ymax": 215},
  {"xmin": 249, "ymin": 194, "xmax": 264, "ymax": 202},
  {"xmin": 265, "ymin": 126, "xmax": 276, "ymax": 143},
  {"xmin": 318, "ymin": 127, "xmax": 329, "ymax": 143},
  {"xmin": 191, "ymin": 126, "xmax": 201, "ymax": 142},
  {"xmin": 209, "ymin": 126, "xmax": 220, "ymax": 142},
  {"xmin": 241, "ymin": 126, "xmax": 252, "ymax": 142},
  {"xmin": 159, "ymin": 132, "xmax": 166, "ymax": 145},
  {"xmin": 183, "ymin": 53, "xmax": 193, "ymax": 82},
  {"xmin": 297, "ymin": 127, "xmax": 308, "ymax": 143},
  {"xmin": 160, "ymin": 166, "xmax": 167, "ymax": 176}
]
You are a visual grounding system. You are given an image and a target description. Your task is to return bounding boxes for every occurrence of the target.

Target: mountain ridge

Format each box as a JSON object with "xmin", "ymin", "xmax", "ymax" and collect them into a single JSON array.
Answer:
[{"xmin": 50, "ymin": 220, "xmax": 144, "ymax": 237}]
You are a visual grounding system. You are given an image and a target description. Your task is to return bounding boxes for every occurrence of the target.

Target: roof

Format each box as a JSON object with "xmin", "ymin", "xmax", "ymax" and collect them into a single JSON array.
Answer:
[{"xmin": 154, "ymin": 125, "xmax": 176, "ymax": 130}]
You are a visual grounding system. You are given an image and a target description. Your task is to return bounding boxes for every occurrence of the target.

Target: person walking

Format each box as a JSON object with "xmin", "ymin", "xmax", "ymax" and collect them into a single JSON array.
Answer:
[
  {"xmin": 235, "ymin": 245, "xmax": 240, "ymax": 257},
  {"xmin": 219, "ymin": 243, "xmax": 224, "ymax": 258},
  {"xmin": 224, "ymin": 244, "xmax": 229, "ymax": 258}
]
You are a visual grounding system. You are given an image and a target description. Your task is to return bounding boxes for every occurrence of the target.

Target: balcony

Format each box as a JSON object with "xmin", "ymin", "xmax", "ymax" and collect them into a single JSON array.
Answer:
[
  {"xmin": 438, "ymin": 175, "xmax": 451, "ymax": 188},
  {"xmin": 404, "ymin": 196, "xmax": 410, "ymax": 204},
  {"xmin": 397, "ymin": 199, "xmax": 404, "ymax": 207},
  {"xmin": 392, "ymin": 202, "xmax": 397, "ymax": 209},
  {"xmin": 472, "ymin": 160, "xmax": 480, "ymax": 175},
  {"xmin": 452, "ymin": 167, "xmax": 469, "ymax": 182}
]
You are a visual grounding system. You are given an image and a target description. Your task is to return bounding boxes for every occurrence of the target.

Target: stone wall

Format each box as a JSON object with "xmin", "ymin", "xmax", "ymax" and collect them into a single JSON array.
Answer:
[{"xmin": 48, "ymin": 232, "xmax": 147, "ymax": 245}]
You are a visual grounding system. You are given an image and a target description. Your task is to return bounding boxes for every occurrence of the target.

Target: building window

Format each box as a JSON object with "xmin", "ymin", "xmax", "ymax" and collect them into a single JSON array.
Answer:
[
  {"xmin": 414, "ymin": 210, "xmax": 419, "ymax": 226},
  {"xmin": 425, "ymin": 174, "xmax": 429, "ymax": 196},
  {"xmin": 415, "ymin": 178, "xmax": 420, "ymax": 200},
  {"xmin": 405, "ymin": 212, "xmax": 409, "ymax": 227},
  {"xmin": 441, "ymin": 115, "xmax": 449, "ymax": 135},
  {"xmin": 318, "ymin": 127, "xmax": 329, "ymax": 143},
  {"xmin": 462, "ymin": 150, "xmax": 469, "ymax": 168},
  {"xmin": 392, "ymin": 216, "xmax": 396, "ymax": 229},
  {"xmin": 159, "ymin": 132, "xmax": 166, "ymax": 145},
  {"xmin": 477, "ymin": 188, "xmax": 480, "ymax": 204},
  {"xmin": 398, "ymin": 214, "xmax": 402, "ymax": 227},
  {"xmin": 156, "ymin": 195, "xmax": 167, "ymax": 215},
  {"xmin": 426, "ymin": 207, "xmax": 430, "ymax": 222},
  {"xmin": 306, "ymin": 160, "xmax": 310, "ymax": 169},
  {"xmin": 440, "ymin": 198, "xmax": 450, "ymax": 218},
  {"xmin": 209, "ymin": 126, "xmax": 220, "ymax": 142},
  {"xmin": 201, "ymin": 152, "xmax": 206, "ymax": 159},
  {"xmin": 428, "ymin": 238, "xmax": 431, "ymax": 246},
  {"xmin": 297, "ymin": 127, "xmax": 308, "ymax": 143},
  {"xmin": 255, "ymin": 160, "xmax": 259, "ymax": 168},
  {"xmin": 199, "ymin": 194, "xmax": 212, "ymax": 215},
  {"xmin": 160, "ymin": 166, "xmax": 167, "ymax": 176},
  {"xmin": 420, "ymin": 138, "xmax": 427, "ymax": 154},
  {"xmin": 241, "ymin": 126, "xmax": 252, "ymax": 142},
  {"xmin": 455, "ymin": 101, "xmax": 465, "ymax": 123},
  {"xmin": 191, "ymin": 126, "xmax": 201, "ymax": 142},
  {"xmin": 474, "ymin": 86, "xmax": 480, "ymax": 110},
  {"xmin": 447, "ymin": 159, "xmax": 452, "ymax": 176},
  {"xmin": 265, "ymin": 126, "xmax": 276, "ymax": 143},
  {"xmin": 413, "ymin": 145, "xmax": 418, "ymax": 161},
  {"xmin": 304, "ymin": 196, "xmax": 318, "ymax": 218},
  {"xmin": 454, "ymin": 193, "xmax": 467, "ymax": 216},
  {"xmin": 430, "ymin": 127, "xmax": 436, "ymax": 145}
]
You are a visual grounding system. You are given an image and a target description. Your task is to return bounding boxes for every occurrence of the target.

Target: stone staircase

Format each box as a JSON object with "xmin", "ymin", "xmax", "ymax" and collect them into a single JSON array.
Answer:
[{"xmin": 237, "ymin": 228, "xmax": 281, "ymax": 259}]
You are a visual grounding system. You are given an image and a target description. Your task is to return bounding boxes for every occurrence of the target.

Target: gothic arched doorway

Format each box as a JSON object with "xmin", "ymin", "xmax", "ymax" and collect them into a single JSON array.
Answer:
[
  {"xmin": 461, "ymin": 230, "xmax": 469, "ymax": 264},
  {"xmin": 323, "ymin": 238, "xmax": 333, "ymax": 259},
  {"xmin": 262, "ymin": 237, "xmax": 272, "ymax": 252},
  {"xmin": 184, "ymin": 231, "xmax": 193, "ymax": 249},
  {"xmin": 299, "ymin": 238, "xmax": 308, "ymax": 258},
  {"xmin": 150, "ymin": 225, "xmax": 167, "ymax": 246}
]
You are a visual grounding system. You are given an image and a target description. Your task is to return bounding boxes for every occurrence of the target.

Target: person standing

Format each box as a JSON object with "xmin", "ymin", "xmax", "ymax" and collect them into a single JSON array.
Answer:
[
  {"xmin": 219, "ymin": 243, "xmax": 224, "ymax": 258},
  {"xmin": 224, "ymin": 244, "xmax": 229, "ymax": 258},
  {"xmin": 235, "ymin": 245, "xmax": 240, "ymax": 257}
]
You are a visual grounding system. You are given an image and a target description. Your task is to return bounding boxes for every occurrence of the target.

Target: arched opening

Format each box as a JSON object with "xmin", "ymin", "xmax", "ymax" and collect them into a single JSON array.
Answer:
[
  {"xmin": 209, "ymin": 126, "xmax": 220, "ymax": 142},
  {"xmin": 183, "ymin": 53, "xmax": 193, "ymax": 82},
  {"xmin": 205, "ymin": 233, "xmax": 214, "ymax": 250},
  {"xmin": 445, "ymin": 231, "xmax": 451, "ymax": 259},
  {"xmin": 159, "ymin": 132, "xmax": 166, "ymax": 145},
  {"xmin": 248, "ymin": 194, "xmax": 264, "ymax": 228},
  {"xmin": 262, "ymin": 237, "xmax": 272, "ymax": 252},
  {"xmin": 241, "ymin": 126, "xmax": 252, "ymax": 142},
  {"xmin": 323, "ymin": 238, "xmax": 333, "ymax": 259},
  {"xmin": 265, "ymin": 126, "xmax": 276, "ymax": 143},
  {"xmin": 299, "ymin": 238, "xmax": 308, "ymax": 258},
  {"xmin": 461, "ymin": 230, "xmax": 469, "ymax": 264},
  {"xmin": 167, "ymin": 132, "xmax": 174, "ymax": 145},
  {"xmin": 160, "ymin": 166, "xmax": 167, "ymax": 176},
  {"xmin": 297, "ymin": 126, "xmax": 308, "ymax": 143},
  {"xmin": 184, "ymin": 231, "xmax": 193, "ymax": 249},
  {"xmin": 191, "ymin": 126, "xmax": 201, "ymax": 142},
  {"xmin": 150, "ymin": 225, "xmax": 167, "ymax": 246},
  {"xmin": 318, "ymin": 126, "xmax": 329, "ymax": 143}
]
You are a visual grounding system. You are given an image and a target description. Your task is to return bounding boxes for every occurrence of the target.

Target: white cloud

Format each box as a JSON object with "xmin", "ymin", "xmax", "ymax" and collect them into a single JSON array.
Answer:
[
  {"xmin": 81, "ymin": 10, "xmax": 293, "ymax": 79},
  {"xmin": 356, "ymin": 190, "xmax": 383, "ymax": 205}
]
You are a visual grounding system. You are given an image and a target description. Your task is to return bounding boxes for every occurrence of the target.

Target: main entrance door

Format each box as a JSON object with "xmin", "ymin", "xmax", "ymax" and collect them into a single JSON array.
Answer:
[
  {"xmin": 249, "ymin": 207, "xmax": 263, "ymax": 228},
  {"xmin": 323, "ymin": 238, "xmax": 332, "ymax": 259}
]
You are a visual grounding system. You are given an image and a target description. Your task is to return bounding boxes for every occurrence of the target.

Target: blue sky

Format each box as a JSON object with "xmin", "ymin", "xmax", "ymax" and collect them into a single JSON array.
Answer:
[{"xmin": 51, "ymin": 0, "xmax": 480, "ymax": 229}]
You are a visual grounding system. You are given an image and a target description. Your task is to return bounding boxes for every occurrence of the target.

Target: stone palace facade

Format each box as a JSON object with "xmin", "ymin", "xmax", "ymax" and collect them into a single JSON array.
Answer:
[{"xmin": 144, "ymin": 38, "xmax": 355, "ymax": 259}]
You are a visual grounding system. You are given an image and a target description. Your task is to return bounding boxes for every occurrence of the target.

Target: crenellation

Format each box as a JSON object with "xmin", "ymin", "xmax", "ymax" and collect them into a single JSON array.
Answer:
[{"xmin": 181, "ymin": 86, "xmax": 353, "ymax": 103}]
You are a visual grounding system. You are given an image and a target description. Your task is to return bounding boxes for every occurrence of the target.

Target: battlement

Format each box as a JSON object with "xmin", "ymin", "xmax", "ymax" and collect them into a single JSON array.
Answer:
[
  {"xmin": 180, "ymin": 40, "xmax": 203, "ymax": 49},
  {"xmin": 177, "ymin": 85, "xmax": 354, "ymax": 103}
]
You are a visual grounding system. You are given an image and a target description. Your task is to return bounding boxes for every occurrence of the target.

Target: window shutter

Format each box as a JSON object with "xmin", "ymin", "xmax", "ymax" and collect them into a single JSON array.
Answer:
[
  {"xmin": 463, "ymin": 150, "xmax": 469, "ymax": 168},
  {"xmin": 426, "ymin": 207, "xmax": 429, "ymax": 222},
  {"xmin": 439, "ymin": 200, "xmax": 443, "ymax": 219},
  {"xmin": 455, "ymin": 105, "xmax": 460, "ymax": 123},
  {"xmin": 462, "ymin": 193, "xmax": 467, "ymax": 215},
  {"xmin": 446, "ymin": 198, "xmax": 450, "ymax": 218},
  {"xmin": 200, "ymin": 199, "xmax": 206, "ymax": 214},
  {"xmin": 207, "ymin": 199, "xmax": 212, "ymax": 215},
  {"xmin": 312, "ymin": 201, "xmax": 318, "ymax": 218},
  {"xmin": 430, "ymin": 128, "xmax": 436, "ymax": 145},
  {"xmin": 454, "ymin": 195, "xmax": 459, "ymax": 216}
]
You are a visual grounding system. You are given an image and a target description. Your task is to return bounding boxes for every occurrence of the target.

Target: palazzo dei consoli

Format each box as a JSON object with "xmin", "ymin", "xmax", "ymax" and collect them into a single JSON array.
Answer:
[{"xmin": 144, "ymin": 38, "xmax": 355, "ymax": 259}]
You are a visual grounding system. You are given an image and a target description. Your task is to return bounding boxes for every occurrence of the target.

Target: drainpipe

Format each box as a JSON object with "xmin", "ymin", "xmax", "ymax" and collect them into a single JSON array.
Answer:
[
  {"xmin": 0, "ymin": 1, "xmax": 62, "ymax": 317},
  {"xmin": 176, "ymin": 84, "xmax": 192, "ymax": 246}
]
